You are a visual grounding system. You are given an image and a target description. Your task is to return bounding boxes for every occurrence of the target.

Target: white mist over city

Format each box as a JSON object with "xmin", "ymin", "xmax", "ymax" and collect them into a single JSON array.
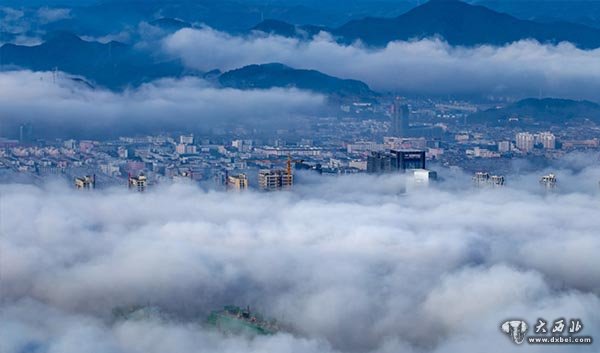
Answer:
[{"xmin": 1, "ymin": 1, "xmax": 599, "ymax": 352}]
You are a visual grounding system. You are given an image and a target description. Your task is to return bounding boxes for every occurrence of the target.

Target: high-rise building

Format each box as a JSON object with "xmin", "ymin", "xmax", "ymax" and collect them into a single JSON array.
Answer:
[
  {"xmin": 540, "ymin": 173, "xmax": 557, "ymax": 189},
  {"xmin": 258, "ymin": 169, "xmax": 293, "ymax": 191},
  {"xmin": 367, "ymin": 150, "xmax": 426, "ymax": 174},
  {"xmin": 391, "ymin": 150, "xmax": 426, "ymax": 171},
  {"xmin": 411, "ymin": 169, "xmax": 438, "ymax": 186},
  {"xmin": 74, "ymin": 175, "xmax": 95, "ymax": 189},
  {"xmin": 473, "ymin": 172, "xmax": 505, "ymax": 187},
  {"xmin": 128, "ymin": 174, "xmax": 147, "ymax": 192},
  {"xmin": 367, "ymin": 152, "xmax": 393, "ymax": 173},
  {"xmin": 391, "ymin": 99, "xmax": 410, "ymax": 137},
  {"xmin": 227, "ymin": 174, "xmax": 249, "ymax": 190},
  {"xmin": 537, "ymin": 132, "xmax": 556, "ymax": 149},
  {"xmin": 515, "ymin": 132, "xmax": 535, "ymax": 153},
  {"xmin": 490, "ymin": 175, "xmax": 505, "ymax": 187}
]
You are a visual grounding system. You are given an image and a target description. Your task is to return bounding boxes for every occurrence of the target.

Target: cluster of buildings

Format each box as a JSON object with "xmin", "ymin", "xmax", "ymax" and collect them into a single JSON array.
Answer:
[
  {"xmin": 515, "ymin": 132, "xmax": 557, "ymax": 152},
  {"xmin": 2, "ymin": 97, "xmax": 600, "ymax": 190}
]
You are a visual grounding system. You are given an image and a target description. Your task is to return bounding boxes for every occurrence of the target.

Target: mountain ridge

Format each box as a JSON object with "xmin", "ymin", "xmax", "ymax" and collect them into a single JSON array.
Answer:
[
  {"xmin": 218, "ymin": 63, "xmax": 378, "ymax": 100},
  {"xmin": 468, "ymin": 98, "xmax": 600, "ymax": 125},
  {"xmin": 252, "ymin": 0, "xmax": 600, "ymax": 48}
]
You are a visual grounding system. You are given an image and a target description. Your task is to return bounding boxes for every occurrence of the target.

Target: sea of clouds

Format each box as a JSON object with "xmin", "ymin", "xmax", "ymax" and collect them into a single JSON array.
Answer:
[
  {"xmin": 2, "ymin": 164, "xmax": 599, "ymax": 353},
  {"xmin": 164, "ymin": 27, "xmax": 600, "ymax": 101},
  {"xmin": 0, "ymin": 70, "xmax": 325, "ymax": 137}
]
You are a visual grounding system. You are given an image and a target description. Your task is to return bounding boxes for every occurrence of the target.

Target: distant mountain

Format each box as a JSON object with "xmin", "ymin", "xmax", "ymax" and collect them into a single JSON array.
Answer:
[
  {"xmin": 253, "ymin": 0, "xmax": 600, "ymax": 48},
  {"xmin": 477, "ymin": 1, "xmax": 600, "ymax": 29},
  {"xmin": 33, "ymin": 0, "xmax": 415, "ymax": 38},
  {"xmin": 0, "ymin": 32, "xmax": 187, "ymax": 89},
  {"xmin": 149, "ymin": 18, "xmax": 193, "ymax": 31},
  {"xmin": 218, "ymin": 63, "xmax": 377, "ymax": 100},
  {"xmin": 252, "ymin": 19, "xmax": 326, "ymax": 38},
  {"xmin": 468, "ymin": 98, "xmax": 600, "ymax": 125}
]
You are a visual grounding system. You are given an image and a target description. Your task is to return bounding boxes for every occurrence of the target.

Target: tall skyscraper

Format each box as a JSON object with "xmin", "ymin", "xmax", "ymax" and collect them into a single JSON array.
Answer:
[
  {"xmin": 391, "ymin": 150, "xmax": 426, "ymax": 171},
  {"xmin": 367, "ymin": 150, "xmax": 426, "ymax": 174},
  {"xmin": 391, "ymin": 99, "xmax": 410, "ymax": 137}
]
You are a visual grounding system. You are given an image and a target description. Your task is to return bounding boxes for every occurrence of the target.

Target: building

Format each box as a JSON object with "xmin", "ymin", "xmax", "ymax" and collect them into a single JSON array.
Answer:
[
  {"xmin": 540, "ymin": 173, "xmax": 557, "ymax": 189},
  {"xmin": 516, "ymin": 132, "xmax": 535, "ymax": 153},
  {"xmin": 367, "ymin": 150, "xmax": 426, "ymax": 174},
  {"xmin": 537, "ymin": 132, "xmax": 556, "ymax": 149},
  {"xmin": 227, "ymin": 174, "xmax": 249, "ymax": 190},
  {"xmin": 473, "ymin": 172, "xmax": 505, "ymax": 187},
  {"xmin": 346, "ymin": 141, "xmax": 385, "ymax": 154},
  {"xmin": 498, "ymin": 141, "xmax": 511, "ymax": 153},
  {"xmin": 128, "ymin": 174, "xmax": 147, "ymax": 192},
  {"xmin": 411, "ymin": 169, "xmax": 438, "ymax": 186},
  {"xmin": 19, "ymin": 123, "xmax": 33, "ymax": 143},
  {"xmin": 391, "ymin": 99, "xmax": 410, "ymax": 137},
  {"xmin": 74, "ymin": 175, "xmax": 95, "ymax": 189},
  {"xmin": 176, "ymin": 143, "xmax": 197, "ymax": 154},
  {"xmin": 367, "ymin": 152, "xmax": 393, "ymax": 174},
  {"xmin": 473, "ymin": 172, "xmax": 490, "ymax": 187},
  {"xmin": 349, "ymin": 160, "xmax": 368, "ymax": 171},
  {"xmin": 79, "ymin": 140, "xmax": 95, "ymax": 154},
  {"xmin": 391, "ymin": 150, "xmax": 426, "ymax": 171},
  {"xmin": 258, "ymin": 169, "xmax": 293, "ymax": 191},
  {"xmin": 490, "ymin": 175, "xmax": 505, "ymax": 187},
  {"xmin": 179, "ymin": 134, "xmax": 194, "ymax": 145}
]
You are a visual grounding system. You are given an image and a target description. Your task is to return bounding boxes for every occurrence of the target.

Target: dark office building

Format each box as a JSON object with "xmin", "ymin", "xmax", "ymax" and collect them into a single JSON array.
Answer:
[
  {"xmin": 391, "ymin": 150, "xmax": 426, "ymax": 171},
  {"xmin": 367, "ymin": 150, "xmax": 426, "ymax": 174},
  {"xmin": 391, "ymin": 100, "xmax": 410, "ymax": 137}
]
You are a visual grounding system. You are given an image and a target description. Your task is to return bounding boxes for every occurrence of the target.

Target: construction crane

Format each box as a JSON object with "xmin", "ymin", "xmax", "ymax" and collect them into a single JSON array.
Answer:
[{"xmin": 286, "ymin": 154, "xmax": 304, "ymax": 177}]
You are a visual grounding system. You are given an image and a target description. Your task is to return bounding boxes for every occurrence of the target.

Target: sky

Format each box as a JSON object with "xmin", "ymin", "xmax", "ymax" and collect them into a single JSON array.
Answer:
[{"xmin": 2, "ymin": 163, "xmax": 600, "ymax": 353}]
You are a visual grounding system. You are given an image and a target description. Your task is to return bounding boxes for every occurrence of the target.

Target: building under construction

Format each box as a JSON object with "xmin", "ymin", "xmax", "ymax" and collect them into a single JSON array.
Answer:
[
  {"xmin": 258, "ymin": 169, "xmax": 293, "ymax": 191},
  {"xmin": 473, "ymin": 172, "xmax": 505, "ymax": 187},
  {"xmin": 207, "ymin": 305, "xmax": 279, "ymax": 336},
  {"xmin": 74, "ymin": 175, "xmax": 95, "ymax": 189},
  {"xmin": 258, "ymin": 156, "xmax": 294, "ymax": 191},
  {"xmin": 128, "ymin": 174, "xmax": 147, "ymax": 192},
  {"xmin": 540, "ymin": 173, "xmax": 557, "ymax": 189}
]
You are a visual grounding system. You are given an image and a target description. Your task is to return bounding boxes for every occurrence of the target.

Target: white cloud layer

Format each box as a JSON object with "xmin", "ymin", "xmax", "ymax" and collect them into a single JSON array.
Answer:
[
  {"xmin": 0, "ymin": 70, "xmax": 325, "ymax": 136},
  {"xmin": 36, "ymin": 7, "xmax": 71, "ymax": 24},
  {"xmin": 164, "ymin": 27, "xmax": 600, "ymax": 100},
  {"xmin": 1, "ymin": 171, "xmax": 599, "ymax": 353}
]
